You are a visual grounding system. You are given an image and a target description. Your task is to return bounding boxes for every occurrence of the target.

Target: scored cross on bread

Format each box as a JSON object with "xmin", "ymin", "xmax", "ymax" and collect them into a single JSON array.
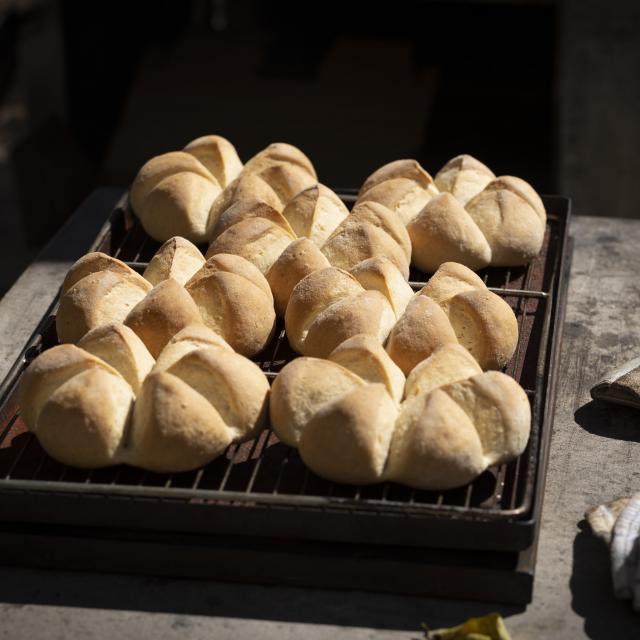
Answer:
[
  {"xmin": 57, "ymin": 248, "xmax": 276, "ymax": 359},
  {"xmin": 20, "ymin": 324, "xmax": 270, "ymax": 473},
  {"xmin": 270, "ymin": 339, "xmax": 530, "ymax": 490},
  {"xmin": 286, "ymin": 260, "xmax": 518, "ymax": 373},
  {"xmin": 358, "ymin": 154, "xmax": 546, "ymax": 269}
]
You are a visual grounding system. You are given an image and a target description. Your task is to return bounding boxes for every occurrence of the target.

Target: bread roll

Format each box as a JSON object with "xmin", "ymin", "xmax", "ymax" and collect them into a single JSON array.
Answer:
[
  {"xmin": 419, "ymin": 260, "xmax": 482, "ymax": 304},
  {"xmin": 349, "ymin": 256, "xmax": 414, "ymax": 318},
  {"xmin": 322, "ymin": 223, "xmax": 410, "ymax": 280},
  {"xmin": 19, "ymin": 344, "xmax": 133, "ymax": 468},
  {"xmin": 163, "ymin": 347, "xmax": 269, "ymax": 442},
  {"xmin": 57, "ymin": 269, "xmax": 152, "ymax": 344},
  {"xmin": 270, "ymin": 340, "xmax": 531, "ymax": 491},
  {"xmin": 182, "ymin": 134, "xmax": 243, "ymax": 188},
  {"xmin": 61, "ymin": 252, "xmax": 147, "ymax": 295},
  {"xmin": 143, "ymin": 237, "xmax": 205, "ymax": 287},
  {"xmin": 130, "ymin": 370, "xmax": 232, "ymax": 473},
  {"xmin": 385, "ymin": 295, "xmax": 459, "ymax": 376},
  {"xmin": 485, "ymin": 175, "xmax": 546, "ymax": 222},
  {"xmin": 36, "ymin": 368, "xmax": 133, "ymax": 469},
  {"xmin": 359, "ymin": 156, "xmax": 546, "ymax": 269},
  {"xmin": 434, "ymin": 154, "xmax": 495, "ymax": 205},
  {"xmin": 207, "ymin": 173, "xmax": 284, "ymax": 236},
  {"xmin": 301, "ymin": 289, "xmax": 396, "ymax": 359},
  {"xmin": 386, "ymin": 390, "xmax": 486, "ymax": 490},
  {"xmin": 299, "ymin": 384, "xmax": 398, "ymax": 485},
  {"xmin": 285, "ymin": 267, "xmax": 362, "ymax": 352},
  {"xmin": 269, "ymin": 357, "xmax": 363, "ymax": 446},
  {"xmin": 209, "ymin": 199, "xmax": 295, "ymax": 240},
  {"xmin": 124, "ymin": 278, "xmax": 203, "ymax": 358},
  {"xmin": 130, "ymin": 151, "xmax": 222, "ymax": 243},
  {"xmin": 282, "ymin": 184, "xmax": 349, "ymax": 246},
  {"xmin": 205, "ymin": 216, "xmax": 295, "ymax": 274},
  {"xmin": 328, "ymin": 334, "xmax": 405, "ymax": 403},
  {"xmin": 346, "ymin": 201, "xmax": 412, "ymax": 262},
  {"xmin": 356, "ymin": 177, "xmax": 436, "ymax": 225},
  {"xmin": 78, "ymin": 322, "xmax": 155, "ymax": 394},
  {"xmin": 19, "ymin": 343, "xmax": 121, "ymax": 429},
  {"xmin": 130, "ymin": 346, "xmax": 269, "ymax": 472},
  {"xmin": 419, "ymin": 262, "xmax": 518, "ymax": 369},
  {"xmin": 404, "ymin": 343, "xmax": 481, "ymax": 399},
  {"xmin": 153, "ymin": 323, "xmax": 232, "ymax": 372},
  {"xmin": 440, "ymin": 371, "xmax": 531, "ymax": 465},
  {"xmin": 265, "ymin": 237, "xmax": 330, "ymax": 316},
  {"xmin": 358, "ymin": 159, "xmax": 438, "ymax": 199},
  {"xmin": 242, "ymin": 142, "xmax": 317, "ymax": 180},
  {"xmin": 255, "ymin": 162, "xmax": 317, "ymax": 205},
  {"xmin": 20, "ymin": 332, "xmax": 270, "ymax": 472},
  {"xmin": 465, "ymin": 179, "xmax": 545, "ymax": 266},
  {"xmin": 285, "ymin": 267, "xmax": 395, "ymax": 358},
  {"xmin": 185, "ymin": 254, "xmax": 275, "ymax": 357},
  {"xmin": 407, "ymin": 192, "xmax": 492, "ymax": 272}
]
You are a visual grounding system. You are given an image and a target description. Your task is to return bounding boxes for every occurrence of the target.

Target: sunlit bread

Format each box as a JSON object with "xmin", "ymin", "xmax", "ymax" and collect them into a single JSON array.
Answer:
[
  {"xmin": 130, "ymin": 151, "xmax": 222, "ymax": 243},
  {"xmin": 320, "ymin": 200, "xmax": 411, "ymax": 280},
  {"xmin": 299, "ymin": 384, "xmax": 398, "ymax": 485},
  {"xmin": 358, "ymin": 158, "xmax": 438, "ymax": 199},
  {"xmin": 385, "ymin": 295, "xmax": 459, "ymax": 376},
  {"xmin": 407, "ymin": 192, "xmax": 491, "ymax": 272},
  {"xmin": 349, "ymin": 256, "xmax": 413, "ymax": 318},
  {"xmin": 185, "ymin": 253, "xmax": 275, "ymax": 357},
  {"xmin": 57, "ymin": 269, "xmax": 152, "ymax": 344},
  {"xmin": 61, "ymin": 252, "xmax": 147, "ymax": 295},
  {"xmin": 124, "ymin": 278, "xmax": 203, "ymax": 358},
  {"xmin": 434, "ymin": 154, "xmax": 495, "ymax": 206},
  {"xmin": 465, "ymin": 177, "xmax": 546, "ymax": 266},
  {"xmin": 78, "ymin": 322, "xmax": 155, "ymax": 394},
  {"xmin": 242, "ymin": 142, "xmax": 317, "ymax": 180},
  {"xmin": 19, "ymin": 344, "xmax": 133, "ymax": 468},
  {"xmin": 209, "ymin": 199, "xmax": 295, "ymax": 240},
  {"xmin": 439, "ymin": 370, "xmax": 531, "ymax": 465},
  {"xmin": 182, "ymin": 134, "xmax": 243, "ymax": 188},
  {"xmin": 328, "ymin": 334, "xmax": 405, "ymax": 404},
  {"xmin": 356, "ymin": 177, "xmax": 437, "ymax": 226},
  {"xmin": 269, "ymin": 345, "xmax": 530, "ymax": 490},
  {"xmin": 143, "ymin": 237, "xmax": 205, "ymax": 287},
  {"xmin": 265, "ymin": 237, "xmax": 330, "ymax": 316},
  {"xmin": 419, "ymin": 262, "xmax": 518, "ymax": 369},
  {"xmin": 285, "ymin": 267, "xmax": 395, "ymax": 358},
  {"xmin": 404, "ymin": 343, "xmax": 482, "ymax": 399},
  {"xmin": 153, "ymin": 323, "xmax": 232, "ymax": 372},
  {"xmin": 282, "ymin": 184, "xmax": 349, "ymax": 246},
  {"xmin": 334, "ymin": 201, "xmax": 412, "ymax": 263},
  {"xmin": 205, "ymin": 216, "xmax": 295, "ymax": 274},
  {"xmin": 386, "ymin": 389, "xmax": 486, "ymax": 490}
]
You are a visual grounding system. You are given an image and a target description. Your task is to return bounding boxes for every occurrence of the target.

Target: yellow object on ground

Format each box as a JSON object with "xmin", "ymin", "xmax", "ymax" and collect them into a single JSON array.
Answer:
[{"xmin": 424, "ymin": 613, "xmax": 511, "ymax": 640}]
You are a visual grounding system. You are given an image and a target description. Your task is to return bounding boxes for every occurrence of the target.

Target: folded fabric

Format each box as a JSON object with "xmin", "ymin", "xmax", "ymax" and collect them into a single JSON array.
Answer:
[
  {"xmin": 591, "ymin": 356, "xmax": 640, "ymax": 409},
  {"xmin": 586, "ymin": 493, "xmax": 640, "ymax": 611}
]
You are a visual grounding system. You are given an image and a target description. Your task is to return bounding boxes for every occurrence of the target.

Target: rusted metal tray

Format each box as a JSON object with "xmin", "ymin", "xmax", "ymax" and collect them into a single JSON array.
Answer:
[{"xmin": 0, "ymin": 193, "xmax": 571, "ymax": 560}]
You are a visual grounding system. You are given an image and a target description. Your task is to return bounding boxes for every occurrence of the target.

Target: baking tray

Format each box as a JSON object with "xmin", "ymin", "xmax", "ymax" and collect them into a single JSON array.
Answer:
[{"xmin": 0, "ymin": 192, "xmax": 571, "ymax": 555}]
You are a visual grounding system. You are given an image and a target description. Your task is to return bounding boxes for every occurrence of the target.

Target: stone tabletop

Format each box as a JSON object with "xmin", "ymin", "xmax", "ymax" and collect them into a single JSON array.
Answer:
[{"xmin": 1, "ymin": 192, "xmax": 639, "ymax": 639}]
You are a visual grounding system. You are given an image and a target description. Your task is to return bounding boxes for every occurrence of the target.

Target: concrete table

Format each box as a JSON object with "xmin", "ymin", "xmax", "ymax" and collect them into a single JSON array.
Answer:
[{"xmin": 0, "ymin": 191, "xmax": 638, "ymax": 639}]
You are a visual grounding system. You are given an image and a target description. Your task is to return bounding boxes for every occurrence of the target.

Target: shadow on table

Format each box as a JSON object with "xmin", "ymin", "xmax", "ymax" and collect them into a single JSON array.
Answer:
[
  {"xmin": 0, "ymin": 565, "xmax": 524, "ymax": 632},
  {"xmin": 574, "ymin": 400, "xmax": 640, "ymax": 442},
  {"xmin": 570, "ymin": 520, "xmax": 638, "ymax": 639}
]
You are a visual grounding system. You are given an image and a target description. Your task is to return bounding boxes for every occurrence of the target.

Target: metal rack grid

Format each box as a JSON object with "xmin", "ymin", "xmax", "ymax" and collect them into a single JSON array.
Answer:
[{"xmin": 0, "ymin": 192, "xmax": 570, "ymax": 551}]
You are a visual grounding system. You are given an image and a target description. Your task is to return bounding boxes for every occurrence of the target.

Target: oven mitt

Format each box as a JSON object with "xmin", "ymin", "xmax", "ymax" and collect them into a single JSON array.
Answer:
[
  {"xmin": 424, "ymin": 613, "xmax": 511, "ymax": 639},
  {"xmin": 591, "ymin": 356, "xmax": 640, "ymax": 409},
  {"xmin": 586, "ymin": 493, "xmax": 640, "ymax": 611}
]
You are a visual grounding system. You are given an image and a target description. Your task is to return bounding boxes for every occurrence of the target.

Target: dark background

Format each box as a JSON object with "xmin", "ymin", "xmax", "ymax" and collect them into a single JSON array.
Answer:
[{"xmin": 0, "ymin": 0, "xmax": 638, "ymax": 295}]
